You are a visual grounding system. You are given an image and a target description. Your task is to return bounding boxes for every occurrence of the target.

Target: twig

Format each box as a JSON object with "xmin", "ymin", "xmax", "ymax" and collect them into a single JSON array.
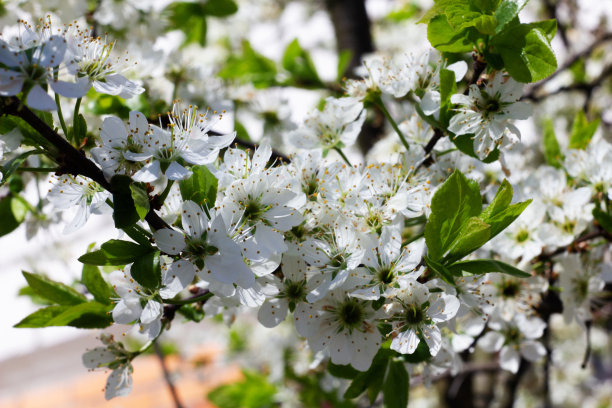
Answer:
[
  {"xmin": 163, "ymin": 288, "xmax": 210, "ymax": 321},
  {"xmin": 2, "ymin": 96, "xmax": 170, "ymax": 231},
  {"xmin": 581, "ymin": 320, "xmax": 592, "ymax": 369},
  {"xmin": 153, "ymin": 341, "xmax": 184, "ymax": 408},
  {"xmin": 410, "ymin": 361, "xmax": 499, "ymax": 387}
]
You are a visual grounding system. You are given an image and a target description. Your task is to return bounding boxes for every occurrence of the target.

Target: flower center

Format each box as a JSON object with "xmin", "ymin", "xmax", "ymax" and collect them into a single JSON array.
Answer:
[
  {"xmin": 337, "ymin": 299, "xmax": 364, "ymax": 329},
  {"xmin": 405, "ymin": 304, "xmax": 425, "ymax": 326}
]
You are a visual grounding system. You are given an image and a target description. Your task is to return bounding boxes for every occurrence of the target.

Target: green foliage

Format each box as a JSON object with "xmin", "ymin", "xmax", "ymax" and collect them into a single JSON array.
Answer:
[
  {"xmin": 130, "ymin": 184, "xmax": 150, "ymax": 221},
  {"xmin": 16, "ymin": 272, "xmax": 113, "ymax": 329},
  {"xmin": 340, "ymin": 348, "xmax": 410, "ymax": 407},
  {"xmin": 78, "ymin": 239, "xmax": 152, "ymax": 265},
  {"xmin": 177, "ymin": 304, "xmax": 206, "ymax": 322},
  {"xmin": 165, "ymin": 0, "xmax": 238, "ymax": 47},
  {"xmin": 569, "ymin": 111, "xmax": 599, "ymax": 149},
  {"xmin": 282, "ymin": 39, "xmax": 323, "ymax": 88},
  {"xmin": 439, "ymin": 68, "xmax": 457, "ymax": 127},
  {"xmin": 490, "ymin": 21, "xmax": 558, "ymax": 83},
  {"xmin": 110, "ymin": 175, "xmax": 141, "ymax": 228},
  {"xmin": 451, "ymin": 134, "xmax": 500, "ymax": 163},
  {"xmin": 425, "ymin": 171, "xmax": 531, "ymax": 274},
  {"xmin": 131, "ymin": 251, "xmax": 162, "ymax": 289},
  {"xmin": 218, "ymin": 40, "xmax": 277, "ymax": 87},
  {"xmin": 383, "ymin": 359, "xmax": 409, "ymax": 408},
  {"xmin": 1, "ymin": 150, "xmax": 41, "ymax": 185},
  {"xmin": 22, "ymin": 271, "xmax": 86, "ymax": 305},
  {"xmin": 179, "ymin": 165, "xmax": 218, "ymax": 207},
  {"xmin": 337, "ymin": 50, "xmax": 353, "ymax": 81},
  {"xmin": 207, "ymin": 370, "xmax": 277, "ymax": 408},
  {"xmin": 421, "ymin": 0, "xmax": 557, "ymax": 83},
  {"xmin": 543, "ymin": 119, "xmax": 562, "ymax": 168},
  {"xmin": 0, "ymin": 194, "xmax": 28, "ymax": 237},
  {"xmin": 81, "ymin": 265, "xmax": 116, "ymax": 305},
  {"xmin": 425, "ymin": 170, "xmax": 483, "ymax": 261},
  {"xmin": 70, "ymin": 113, "xmax": 87, "ymax": 146},
  {"xmin": 448, "ymin": 259, "xmax": 531, "ymax": 277},
  {"xmin": 593, "ymin": 208, "xmax": 612, "ymax": 234}
]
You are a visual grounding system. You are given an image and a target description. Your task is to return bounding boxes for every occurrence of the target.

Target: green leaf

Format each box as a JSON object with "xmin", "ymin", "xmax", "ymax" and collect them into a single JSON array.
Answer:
[
  {"xmin": 131, "ymin": 251, "xmax": 162, "ymax": 290},
  {"xmin": 425, "ymin": 255, "xmax": 456, "ymax": 284},
  {"xmin": 425, "ymin": 170, "xmax": 482, "ymax": 260},
  {"xmin": 491, "ymin": 23, "xmax": 557, "ymax": 83},
  {"xmin": 130, "ymin": 184, "xmax": 150, "ymax": 221},
  {"xmin": 78, "ymin": 239, "xmax": 151, "ymax": 265},
  {"xmin": 218, "ymin": 40, "xmax": 277, "ymax": 88},
  {"xmin": 593, "ymin": 208, "xmax": 612, "ymax": 233},
  {"xmin": 383, "ymin": 359, "xmax": 409, "ymax": 408},
  {"xmin": 482, "ymin": 199, "xmax": 531, "ymax": 239},
  {"xmin": 71, "ymin": 113, "xmax": 87, "ymax": 146},
  {"xmin": 202, "ymin": 0, "xmax": 238, "ymax": 16},
  {"xmin": 479, "ymin": 179, "xmax": 513, "ymax": 221},
  {"xmin": 234, "ymin": 120, "xmax": 251, "ymax": 142},
  {"xmin": 439, "ymin": 68, "xmax": 457, "ymax": 126},
  {"xmin": 448, "ymin": 259, "xmax": 531, "ymax": 277},
  {"xmin": 327, "ymin": 362, "xmax": 360, "ymax": 379},
  {"xmin": 81, "ymin": 265, "xmax": 115, "ymax": 305},
  {"xmin": 208, "ymin": 370, "xmax": 276, "ymax": 408},
  {"xmin": 446, "ymin": 216, "xmax": 491, "ymax": 261},
  {"xmin": 110, "ymin": 175, "xmax": 140, "ymax": 228},
  {"xmin": 1, "ymin": 150, "xmax": 41, "ymax": 184},
  {"xmin": 179, "ymin": 165, "xmax": 218, "ymax": 207},
  {"xmin": 569, "ymin": 111, "xmax": 599, "ymax": 150},
  {"xmin": 0, "ymin": 195, "xmax": 25, "ymax": 237},
  {"xmin": 494, "ymin": 0, "xmax": 527, "ymax": 33},
  {"xmin": 427, "ymin": 15, "xmax": 479, "ymax": 53},
  {"xmin": 177, "ymin": 304, "xmax": 206, "ymax": 322},
  {"xmin": 543, "ymin": 119, "xmax": 562, "ymax": 167},
  {"xmin": 337, "ymin": 50, "xmax": 353, "ymax": 81},
  {"xmin": 282, "ymin": 39, "xmax": 322, "ymax": 87},
  {"xmin": 526, "ymin": 19, "xmax": 557, "ymax": 42},
  {"xmin": 14, "ymin": 305, "xmax": 70, "ymax": 328},
  {"xmin": 22, "ymin": 271, "xmax": 86, "ymax": 305},
  {"xmin": 344, "ymin": 348, "xmax": 391, "ymax": 400},
  {"xmin": 403, "ymin": 340, "xmax": 432, "ymax": 363},
  {"xmin": 46, "ymin": 301, "xmax": 113, "ymax": 328},
  {"xmin": 165, "ymin": 2, "xmax": 208, "ymax": 46}
]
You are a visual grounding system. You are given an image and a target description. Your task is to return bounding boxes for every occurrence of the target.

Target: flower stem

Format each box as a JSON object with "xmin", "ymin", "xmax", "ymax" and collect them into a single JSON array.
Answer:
[
  {"xmin": 54, "ymin": 94, "xmax": 69, "ymax": 140},
  {"xmin": 164, "ymin": 291, "xmax": 212, "ymax": 305},
  {"xmin": 374, "ymin": 95, "xmax": 410, "ymax": 151},
  {"xmin": 73, "ymin": 97, "xmax": 82, "ymax": 144},
  {"xmin": 334, "ymin": 147, "xmax": 353, "ymax": 167},
  {"xmin": 157, "ymin": 180, "xmax": 175, "ymax": 207}
]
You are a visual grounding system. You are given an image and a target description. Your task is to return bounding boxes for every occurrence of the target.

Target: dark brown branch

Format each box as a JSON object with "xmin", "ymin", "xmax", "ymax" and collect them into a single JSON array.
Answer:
[
  {"xmin": 153, "ymin": 341, "xmax": 185, "ymax": 408},
  {"xmin": 1, "ymin": 96, "xmax": 170, "ymax": 231},
  {"xmin": 537, "ymin": 227, "xmax": 612, "ymax": 261},
  {"xmin": 163, "ymin": 288, "xmax": 210, "ymax": 322}
]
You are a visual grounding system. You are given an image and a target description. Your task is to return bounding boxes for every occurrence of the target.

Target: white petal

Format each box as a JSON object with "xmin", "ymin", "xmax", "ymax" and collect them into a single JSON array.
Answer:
[
  {"xmin": 50, "ymin": 77, "xmax": 90, "ymax": 98},
  {"xmin": 154, "ymin": 228, "xmax": 186, "ymax": 255},
  {"xmin": 520, "ymin": 340, "xmax": 546, "ymax": 362},
  {"xmin": 391, "ymin": 329, "xmax": 420, "ymax": 354},
  {"xmin": 478, "ymin": 331, "xmax": 505, "ymax": 352},
  {"xmin": 140, "ymin": 300, "xmax": 162, "ymax": 324},
  {"xmin": 82, "ymin": 347, "xmax": 116, "ymax": 369},
  {"xmin": 165, "ymin": 161, "xmax": 192, "ymax": 180},
  {"xmin": 105, "ymin": 365, "xmax": 132, "ymax": 400},
  {"xmin": 499, "ymin": 346, "xmax": 520, "ymax": 373},
  {"xmin": 257, "ymin": 298, "xmax": 288, "ymax": 328},
  {"xmin": 160, "ymin": 260, "xmax": 195, "ymax": 298},
  {"xmin": 112, "ymin": 298, "xmax": 142, "ymax": 324},
  {"xmin": 26, "ymin": 84, "xmax": 56, "ymax": 111},
  {"xmin": 38, "ymin": 35, "xmax": 67, "ymax": 67},
  {"xmin": 132, "ymin": 160, "xmax": 161, "ymax": 182}
]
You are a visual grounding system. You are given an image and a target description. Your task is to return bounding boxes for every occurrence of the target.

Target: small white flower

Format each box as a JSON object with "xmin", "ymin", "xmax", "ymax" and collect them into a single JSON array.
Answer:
[{"xmin": 448, "ymin": 74, "xmax": 531, "ymax": 159}]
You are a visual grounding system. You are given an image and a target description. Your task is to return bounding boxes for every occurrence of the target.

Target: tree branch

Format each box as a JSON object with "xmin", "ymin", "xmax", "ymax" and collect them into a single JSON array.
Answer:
[
  {"xmin": 153, "ymin": 341, "xmax": 185, "ymax": 408},
  {"xmin": 1, "ymin": 96, "xmax": 170, "ymax": 231}
]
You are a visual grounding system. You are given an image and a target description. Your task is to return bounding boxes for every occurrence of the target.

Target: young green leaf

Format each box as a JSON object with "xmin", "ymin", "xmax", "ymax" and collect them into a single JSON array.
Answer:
[
  {"xmin": 491, "ymin": 24, "xmax": 557, "ymax": 83},
  {"xmin": 14, "ymin": 305, "xmax": 70, "ymax": 328},
  {"xmin": 448, "ymin": 259, "xmax": 531, "ymax": 277},
  {"xmin": 282, "ymin": 39, "xmax": 322, "ymax": 87},
  {"xmin": 446, "ymin": 216, "xmax": 491, "ymax": 261},
  {"xmin": 81, "ymin": 264, "xmax": 115, "ymax": 305},
  {"xmin": 22, "ymin": 271, "xmax": 86, "ymax": 305},
  {"xmin": 543, "ymin": 119, "xmax": 562, "ymax": 168},
  {"xmin": 327, "ymin": 362, "xmax": 360, "ymax": 379},
  {"xmin": 427, "ymin": 15, "xmax": 479, "ymax": 53},
  {"xmin": 45, "ymin": 302, "xmax": 113, "ymax": 328},
  {"xmin": 569, "ymin": 111, "xmax": 599, "ymax": 150},
  {"xmin": 343, "ymin": 348, "xmax": 391, "ymax": 400},
  {"xmin": 481, "ymin": 199, "xmax": 531, "ymax": 239},
  {"xmin": 110, "ymin": 175, "xmax": 140, "ymax": 228},
  {"xmin": 494, "ymin": 0, "xmax": 527, "ymax": 33},
  {"xmin": 202, "ymin": 0, "xmax": 238, "ymax": 16},
  {"xmin": 383, "ymin": 359, "xmax": 409, "ymax": 408},
  {"xmin": 425, "ymin": 255, "xmax": 456, "ymax": 284},
  {"xmin": 479, "ymin": 179, "xmax": 513, "ymax": 221},
  {"xmin": 425, "ymin": 170, "xmax": 482, "ymax": 260},
  {"xmin": 179, "ymin": 165, "xmax": 218, "ymax": 207},
  {"xmin": 129, "ymin": 184, "xmax": 150, "ymax": 221},
  {"xmin": 131, "ymin": 251, "xmax": 162, "ymax": 290}
]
